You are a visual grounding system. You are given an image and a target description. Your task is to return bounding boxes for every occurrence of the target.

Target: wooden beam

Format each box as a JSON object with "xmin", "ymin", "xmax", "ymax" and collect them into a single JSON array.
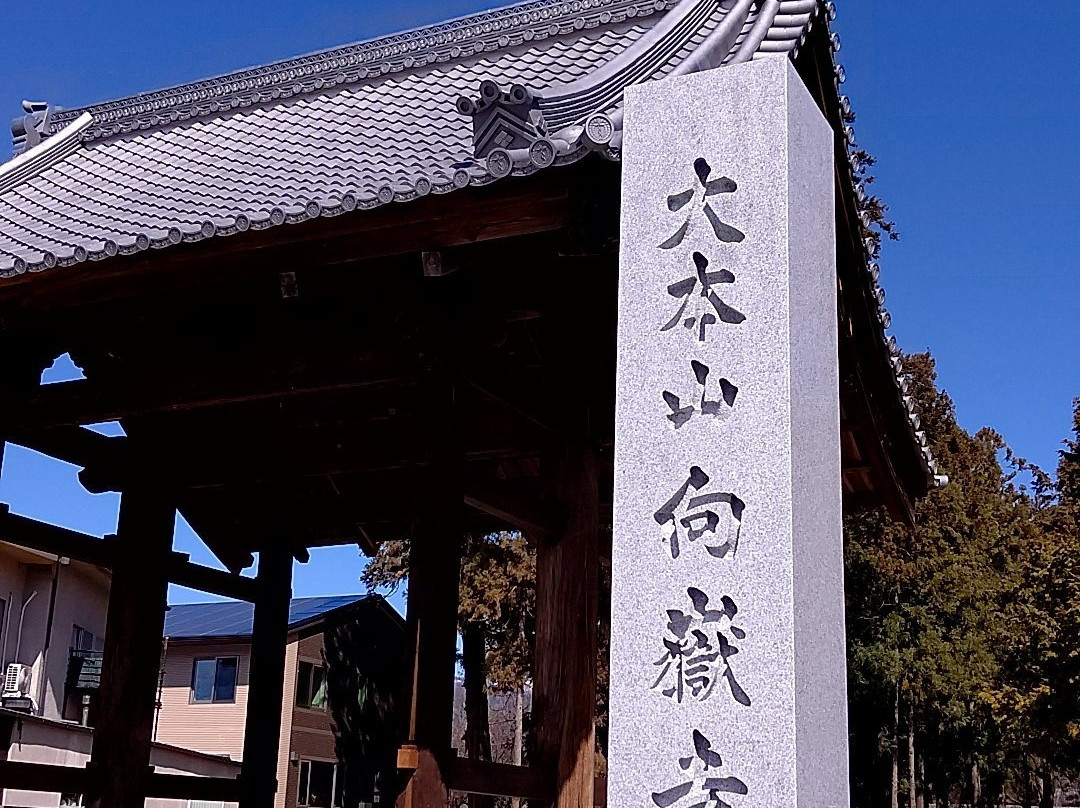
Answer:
[
  {"xmin": 532, "ymin": 444, "xmax": 599, "ymax": 808},
  {"xmin": 838, "ymin": 385, "xmax": 915, "ymax": 524},
  {"xmin": 0, "ymin": 350, "xmax": 416, "ymax": 432},
  {"xmin": 8, "ymin": 427, "xmax": 126, "ymax": 470},
  {"xmin": 0, "ymin": 168, "xmax": 572, "ymax": 313},
  {"xmin": 0, "ymin": 506, "xmax": 114, "ymax": 566},
  {"xmin": 464, "ymin": 477, "xmax": 560, "ymax": 542},
  {"xmin": 76, "ymin": 419, "xmax": 543, "ymax": 493},
  {"xmin": 239, "ymin": 545, "xmax": 293, "ymax": 808},
  {"xmin": 86, "ymin": 487, "xmax": 175, "ymax": 808},
  {"xmin": 594, "ymin": 775, "xmax": 608, "ymax": 807},
  {"xmin": 0, "ymin": 507, "xmax": 256, "ymax": 599},
  {"xmin": 444, "ymin": 758, "xmax": 554, "ymax": 801},
  {"xmin": 0, "ymin": 763, "xmax": 241, "ymax": 801},
  {"xmin": 399, "ymin": 278, "xmax": 464, "ymax": 808},
  {"xmin": 468, "ymin": 377, "xmax": 559, "ymax": 436},
  {"xmin": 167, "ymin": 553, "xmax": 258, "ymax": 602}
]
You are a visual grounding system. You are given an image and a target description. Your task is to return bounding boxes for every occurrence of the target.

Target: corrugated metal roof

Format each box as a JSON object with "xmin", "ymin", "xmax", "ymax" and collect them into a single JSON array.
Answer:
[{"xmin": 163, "ymin": 594, "xmax": 373, "ymax": 639}]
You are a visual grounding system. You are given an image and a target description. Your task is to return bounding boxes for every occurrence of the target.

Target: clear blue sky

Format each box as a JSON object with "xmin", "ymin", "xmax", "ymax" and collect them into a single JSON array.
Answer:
[{"xmin": 0, "ymin": 1, "xmax": 1077, "ymax": 601}]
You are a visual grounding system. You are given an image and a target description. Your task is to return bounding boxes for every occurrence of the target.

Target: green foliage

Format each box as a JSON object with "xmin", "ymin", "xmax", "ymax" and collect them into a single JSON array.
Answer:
[
  {"xmin": 322, "ymin": 610, "xmax": 405, "ymax": 805},
  {"xmin": 362, "ymin": 531, "xmax": 536, "ymax": 692},
  {"xmin": 846, "ymin": 355, "xmax": 1080, "ymax": 808},
  {"xmin": 842, "ymin": 104, "xmax": 899, "ymax": 260}
]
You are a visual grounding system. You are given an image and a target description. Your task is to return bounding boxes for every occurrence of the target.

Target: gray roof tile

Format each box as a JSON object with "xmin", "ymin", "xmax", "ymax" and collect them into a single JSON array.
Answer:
[
  {"xmin": 0, "ymin": 0, "xmax": 815, "ymax": 275},
  {"xmin": 0, "ymin": 0, "xmax": 939, "ymax": 481}
]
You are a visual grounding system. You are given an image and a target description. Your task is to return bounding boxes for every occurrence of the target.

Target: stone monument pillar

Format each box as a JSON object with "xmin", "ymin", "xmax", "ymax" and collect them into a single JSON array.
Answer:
[{"xmin": 609, "ymin": 57, "xmax": 847, "ymax": 808}]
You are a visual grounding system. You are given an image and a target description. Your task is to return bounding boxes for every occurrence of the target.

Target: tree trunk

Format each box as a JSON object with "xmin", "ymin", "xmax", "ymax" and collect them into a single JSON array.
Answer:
[
  {"xmin": 462, "ymin": 622, "xmax": 493, "ymax": 808},
  {"xmin": 1039, "ymin": 766, "xmax": 1054, "ymax": 808},
  {"xmin": 907, "ymin": 699, "xmax": 916, "ymax": 808},
  {"xmin": 1021, "ymin": 756, "xmax": 1034, "ymax": 808},
  {"xmin": 511, "ymin": 685, "xmax": 524, "ymax": 808},
  {"xmin": 462, "ymin": 622, "xmax": 492, "ymax": 762},
  {"xmin": 890, "ymin": 685, "xmax": 899, "ymax": 808},
  {"xmin": 915, "ymin": 740, "xmax": 925, "ymax": 808},
  {"xmin": 970, "ymin": 759, "xmax": 981, "ymax": 808}
]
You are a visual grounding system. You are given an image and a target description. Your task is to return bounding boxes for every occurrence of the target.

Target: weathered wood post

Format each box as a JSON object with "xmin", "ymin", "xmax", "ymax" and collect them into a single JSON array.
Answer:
[
  {"xmin": 398, "ymin": 274, "xmax": 465, "ymax": 808},
  {"xmin": 533, "ymin": 443, "xmax": 599, "ymax": 808},
  {"xmin": 608, "ymin": 57, "xmax": 847, "ymax": 808},
  {"xmin": 86, "ymin": 486, "xmax": 175, "ymax": 808},
  {"xmin": 240, "ymin": 544, "xmax": 294, "ymax": 808}
]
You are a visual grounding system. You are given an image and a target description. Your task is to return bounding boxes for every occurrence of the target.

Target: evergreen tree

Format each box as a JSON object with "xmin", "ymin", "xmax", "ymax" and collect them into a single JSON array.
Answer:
[
  {"xmin": 362, "ymin": 531, "xmax": 535, "ymax": 769},
  {"xmin": 845, "ymin": 353, "xmax": 1053, "ymax": 808}
]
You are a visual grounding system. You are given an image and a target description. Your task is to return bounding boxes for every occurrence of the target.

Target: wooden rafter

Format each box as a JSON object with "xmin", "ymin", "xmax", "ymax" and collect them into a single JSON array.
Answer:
[{"xmin": 0, "ymin": 505, "xmax": 257, "ymax": 600}]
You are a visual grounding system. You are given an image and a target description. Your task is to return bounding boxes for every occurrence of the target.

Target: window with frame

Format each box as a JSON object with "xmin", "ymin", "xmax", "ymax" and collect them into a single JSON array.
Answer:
[
  {"xmin": 71, "ymin": 624, "xmax": 101, "ymax": 652},
  {"xmin": 190, "ymin": 656, "xmax": 238, "ymax": 703},
  {"xmin": 295, "ymin": 660, "xmax": 328, "ymax": 709},
  {"xmin": 296, "ymin": 759, "xmax": 344, "ymax": 807}
]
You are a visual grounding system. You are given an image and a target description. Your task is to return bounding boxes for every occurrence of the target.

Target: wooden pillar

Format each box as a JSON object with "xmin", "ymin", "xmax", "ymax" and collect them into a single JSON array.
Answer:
[
  {"xmin": 85, "ymin": 487, "xmax": 175, "ymax": 808},
  {"xmin": 398, "ymin": 274, "xmax": 464, "ymax": 808},
  {"xmin": 399, "ymin": 425, "xmax": 463, "ymax": 808},
  {"xmin": 533, "ymin": 444, "xmax": 599, "ymax": 808},
  {"xmin": 240, "ymin": 545, "xmax": 294, "ymax": 808}
]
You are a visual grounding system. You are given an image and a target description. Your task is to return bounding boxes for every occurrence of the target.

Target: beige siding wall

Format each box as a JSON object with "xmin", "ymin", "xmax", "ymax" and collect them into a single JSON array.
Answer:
[
  {"xmin": 155, "ymin": 641, "xmax": 250, "ymax": 760},
  {"xmin": 275, "ymin": 638, "xmax": 299, "ymax": 808},
  {"xmin": 285, "ymin": 633, "xmax": 338, "ymax": 808},
  {"xmin": 0, "ymin": 718, "xmax": 238, "ymax": 808}
]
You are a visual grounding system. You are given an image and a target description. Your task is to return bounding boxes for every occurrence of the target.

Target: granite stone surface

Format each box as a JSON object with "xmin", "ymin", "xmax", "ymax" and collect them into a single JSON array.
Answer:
[{"xmin": 609, "ymin": 56, "xmax": 847, "ymax": 808}]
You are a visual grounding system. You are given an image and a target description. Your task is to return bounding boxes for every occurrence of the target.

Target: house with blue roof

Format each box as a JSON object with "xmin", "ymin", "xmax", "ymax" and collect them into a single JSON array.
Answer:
[
  {"xmin": 156, "ymin": 595, "xmax": 403, "ymax": 808},
  {"xmin": 0, "ymin": 563, "xmax": 402, "ymax": 808}
]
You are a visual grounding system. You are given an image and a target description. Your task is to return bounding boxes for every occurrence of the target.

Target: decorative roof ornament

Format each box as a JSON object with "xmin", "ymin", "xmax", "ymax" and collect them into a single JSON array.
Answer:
[
  {"xmin": 11, "ymin": 101, "xmax": 54, "ymax": 155},
  {"xmin": 457, "ymin": 81, "xmax": 547, "ymax": 160}
]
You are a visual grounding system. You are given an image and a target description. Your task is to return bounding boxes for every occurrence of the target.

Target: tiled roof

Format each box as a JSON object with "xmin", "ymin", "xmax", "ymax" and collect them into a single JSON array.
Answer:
[
  {"xmin": 163, "ymin": 594, "xmax": 380, "ymax": 639},
  {"xmin": 0, "ymin": 0, "xmax": 819, "ymax": 276},
  {"xmin": 0, "ymin": 0, "xmax": 941, "ymax": 484}
]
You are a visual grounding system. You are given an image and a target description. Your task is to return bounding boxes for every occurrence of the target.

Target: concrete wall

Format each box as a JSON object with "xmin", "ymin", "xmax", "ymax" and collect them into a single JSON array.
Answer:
[
  {"xmin": 38, "ymin": 562, "xmax": 109, "ymax": 721},
  {"xmin": 0, "ymin": 551, "xmax": 28, "ymax": 672},
  {"xmin": 0, "ymin": 547, "xmax": 109, "ymax": 721}
]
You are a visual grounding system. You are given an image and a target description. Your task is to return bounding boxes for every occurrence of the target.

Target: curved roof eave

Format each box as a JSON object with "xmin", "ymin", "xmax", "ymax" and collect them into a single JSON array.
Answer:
[
  {"xmin": 0, "ymin": 0, "xmax": 942, "ymax": 486},
  {"xmin": 0, "ymin": 0, "xmax": 817, "ymax": 278}
]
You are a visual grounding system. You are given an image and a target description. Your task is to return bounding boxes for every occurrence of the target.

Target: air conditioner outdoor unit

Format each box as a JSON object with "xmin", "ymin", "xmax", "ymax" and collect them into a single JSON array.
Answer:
[{"xmin": 2, "ymin": 662, "xmax": 33, "ymax": 698}]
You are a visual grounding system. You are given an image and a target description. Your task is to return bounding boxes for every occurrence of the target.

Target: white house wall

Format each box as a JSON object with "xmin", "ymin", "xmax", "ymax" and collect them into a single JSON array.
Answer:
[
  {"xmin": 0, "ymin": 552, "xmax": 27, "ymax": 672},
  {"xmin": 0, "ymin": 717, "xmax": 239, "ymax": 808}
]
